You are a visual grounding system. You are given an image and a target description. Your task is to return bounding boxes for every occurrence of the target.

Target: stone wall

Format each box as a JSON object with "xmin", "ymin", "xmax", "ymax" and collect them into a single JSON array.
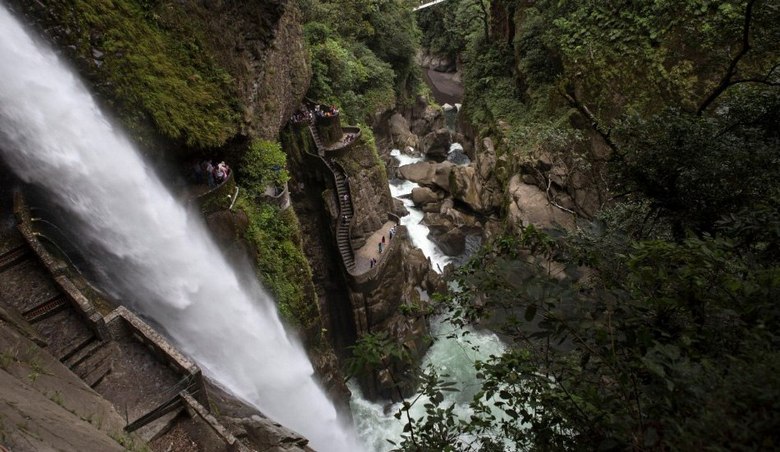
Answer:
[{"xmin": 12, "ymin": 192, "xmax": 311, "ymax": 450}]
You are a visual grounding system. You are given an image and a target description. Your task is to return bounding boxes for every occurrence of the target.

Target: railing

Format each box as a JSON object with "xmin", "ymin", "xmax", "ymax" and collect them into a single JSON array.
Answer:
[
  {"xmin": 322, "ymin": 126, "xmax": 362, "ymax": 154},
  {"xmin": 261, "ymin": 182, "xmax": 291, "ymax": 210},
  {"xmin": 191, "ymin": 172, "xmax": 237, "ymax": 215},
  {"xmin": 352, "ymin": 214, "xmax": 404, "ymax": 287}
]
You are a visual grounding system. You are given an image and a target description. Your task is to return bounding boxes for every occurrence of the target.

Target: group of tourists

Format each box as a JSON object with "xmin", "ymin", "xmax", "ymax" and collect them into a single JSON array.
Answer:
[
  {"xmin": 315, "ymin": 104, "xmax": 339, "ymax": 118},
  {"xmin": 375, "ymin": 225, "xmax": 397, "ymax": 258},
  {"xmin": 290, "ymin": 109, "xmax": 312, "ymax": 124},
  {"xmin": 192, "ymin": 159, "xmax": 231, "ymax": 189},
  {"xmin": 341, "ymin": 132, "xmax": 357, "ymax": 146}
]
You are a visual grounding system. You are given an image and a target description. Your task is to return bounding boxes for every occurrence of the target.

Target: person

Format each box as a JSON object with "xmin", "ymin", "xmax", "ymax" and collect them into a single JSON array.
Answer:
[
  {"xmin": 382, "ymin": 235, "xmax": 385, "ymax": 245},
  {"xmin": 369, "ymin": 258, "xmax": 374, "ymax": 269},
  {"xmin": 214, "ymin": 163, "xmax": 226, "ymax": 184},
  {"xmin": 378, "ymin": 242, "xmax": 383, "ymax": 254},
  {"xmin": 204, "ymin": 160, "xmax": 215, "ymax": 188},
  {"xmin": 218, "ymin": 161, "xmax": 229, "ymax": 177},
  {"xmin": 343, "ymin": 193, "xmax": 349, "ymax": 203}
]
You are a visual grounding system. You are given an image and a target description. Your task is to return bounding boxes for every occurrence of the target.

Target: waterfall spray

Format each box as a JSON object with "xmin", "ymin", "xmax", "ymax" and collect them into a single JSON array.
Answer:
[{"xmin": 0, "ymin": 5, "xmax": 358, "ymax": 451}]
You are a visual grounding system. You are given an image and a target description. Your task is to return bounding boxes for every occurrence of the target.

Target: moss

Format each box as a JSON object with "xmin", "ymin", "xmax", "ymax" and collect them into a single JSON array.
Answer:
[
  {"xmin": 335, "ymin": 126, "xmax": 387, "ymax": 183},
  {"xmin": 240, "ymin": 139, "xmax": 290, "ymax": 192},
  {"xmin": 20, "ymin": 0, "xmax": 240, "ymax": 150},
  {"xmin": 236, "ymin": 196, "xmax": 320, "ymax": 333}
]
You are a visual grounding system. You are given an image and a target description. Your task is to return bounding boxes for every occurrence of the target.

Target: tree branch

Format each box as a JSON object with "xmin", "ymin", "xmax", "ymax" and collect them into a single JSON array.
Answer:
[
  {"xmin": 697, "ymin": 0, "xmax": 758, "ymax": 115},
  {"xmin": 558, "ymin": 84, "xmax": 621, "ymax": 157}
]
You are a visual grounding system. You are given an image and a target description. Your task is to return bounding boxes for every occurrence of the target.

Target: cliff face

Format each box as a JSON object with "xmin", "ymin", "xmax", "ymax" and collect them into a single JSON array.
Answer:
[
  {"xmin": 176, "ymin": 0, "xmax": 311, "ymax": 140},
  {"xmin": 5, "ymin": 0, "xmax": 309, "ymax": 152}
]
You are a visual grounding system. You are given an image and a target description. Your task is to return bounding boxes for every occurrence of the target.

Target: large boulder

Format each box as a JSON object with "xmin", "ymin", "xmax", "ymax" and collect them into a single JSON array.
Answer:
[
  {"xmin": 388, "ymin": 113, "xmax": 419, "ymax": 151},
  {"xmin": 439, "ymin": 198, "xmax": 480, "ymax": 229},
  {"xmin": 225, "ymin": 415, "xmax": 311, "ymax": 451},
  {"xmin": 424, "ymin": 213, "xmax": 466, "ymax": 256},
  {"xmin": 398, "ymin": 161, "xmax": 454, "ymax": 193},
  {"xmin": 507, "ymin": 175, "xmax": 575, "ymax": 230},
  {"xmin": 411, "ymin": 105, "xmax": 445, "ymax": 136},
  {"xmin": 420, "ymin": 128, "xmax": 452, "ymax": 161},
  {"xmin": 449, "ymin": 162, "xmax": 504, "ymax": 214},
  {"xmin": 411, "ymin": 186, "xmax": 444, "ymax": 206}
]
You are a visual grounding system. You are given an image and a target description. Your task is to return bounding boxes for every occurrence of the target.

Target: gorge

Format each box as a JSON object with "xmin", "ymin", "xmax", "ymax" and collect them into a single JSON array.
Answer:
[{"xmin": 1, "ymin": 0, "xmax": 779, "ymax": 451}]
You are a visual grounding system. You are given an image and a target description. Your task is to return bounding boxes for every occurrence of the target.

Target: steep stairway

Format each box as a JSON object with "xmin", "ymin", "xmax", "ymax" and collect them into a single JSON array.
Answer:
[
  {"xmin": 308, "ymin": 123, "xmax": 325, "ymax": 154},
  {"xmin": 308, "ymin": 120, "xmax": 356, "ymax": 270}
]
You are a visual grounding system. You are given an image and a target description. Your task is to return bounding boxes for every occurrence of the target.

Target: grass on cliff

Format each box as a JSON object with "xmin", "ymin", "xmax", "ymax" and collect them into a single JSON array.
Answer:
[
  {"xmin": 54, "ymin": 0, "xmax": 240, "ymax": 148},
  {"xmin": 236, "ymin": 196, "xmax": 319, "ymax": 332}
]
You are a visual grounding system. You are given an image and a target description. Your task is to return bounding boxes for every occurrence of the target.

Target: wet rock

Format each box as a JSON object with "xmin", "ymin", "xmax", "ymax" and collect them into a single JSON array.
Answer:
[
  {"xmin": 424, "ymin": 213, "xmax": 465, "ymax": 256},
  {"xmin": 411, "ymin": 186, "xmax": 443, "ymax": 206},
  {"xmin": 393, "ymin": 198, "xmax": 409, "ymax": 217},
  {"xmin": 398, "ymin": 161, "xmax": 435, "ymax": 185},
  {"xmin": 225, "ymin": 415, "xmax": 311, "ymax": 451},
  {"xmin": 388, "ymin": 113, "xmax": 419, "ymax": 151},
  {"xmin": 411, "ymin": 105, "xmax": 445, "ymax": 136},
  {"xmin": 420, "ymin": 128, "xmax": 452, "ymax": 161},
  {"xmin": 398, "ymin": 161, "xmax": 454, "ymax": 193}
]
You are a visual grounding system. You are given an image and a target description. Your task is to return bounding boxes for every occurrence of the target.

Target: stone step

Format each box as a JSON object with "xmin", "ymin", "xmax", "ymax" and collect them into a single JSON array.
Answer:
[
  {"xmin": 73, "ymin": 342, "xmax": 116, "ymax": 388},
  {"xmin": 0, "ymin": 244, "xmax": 30, "ymax": 273},
  {"xmin": 22, "ymin": 294, "xmax": 68, "ymax": 324},
  {"xmin": 62, "ymin": 337, "xmax": 104, "ymax": 369},
  {"xmin": 82, "ymin": 358, "xmax": 112, "ymax": 388},
  {"xmin": 57, "ymin": 333, "xmax": 97, "ymax": 363}
]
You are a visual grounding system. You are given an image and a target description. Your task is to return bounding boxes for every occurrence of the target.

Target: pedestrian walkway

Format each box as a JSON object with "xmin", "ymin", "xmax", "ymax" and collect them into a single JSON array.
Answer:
[
  {"xmin": 297, "ymin": 101, "xmax": 398, "ymax": 277},
  {"xmin": 353, "ymin": 220, "xmax": 398, "ymax": 273}
]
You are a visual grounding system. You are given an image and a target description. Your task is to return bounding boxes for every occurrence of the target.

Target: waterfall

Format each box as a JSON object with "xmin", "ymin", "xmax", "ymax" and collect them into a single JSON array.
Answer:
[{"xmin": 0, "ymin": 5, "xmax": 358, "ymax": 451}]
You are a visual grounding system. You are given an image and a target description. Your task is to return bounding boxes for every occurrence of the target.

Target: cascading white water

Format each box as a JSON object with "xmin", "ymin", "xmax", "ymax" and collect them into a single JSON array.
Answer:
[
  {"xmin": 0, "ymin": 5, "xmax": 358, "ymax": 451},
  {"xmin": 350, "ymin": 148, "xmax": 504, "ymax": 450},
  {"xmin": 388, "ymin": 149, "xmax": 452, "ymax": 273}
]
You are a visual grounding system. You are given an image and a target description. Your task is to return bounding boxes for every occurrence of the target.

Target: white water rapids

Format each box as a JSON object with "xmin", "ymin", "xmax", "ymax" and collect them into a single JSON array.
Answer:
[
  {"xmin": 350, "ymin": 148, "xmax": 504, "ymax": 451},
  {"xmin": 0, "ymin": 5, "xmax": 358, "ymax": 451}
]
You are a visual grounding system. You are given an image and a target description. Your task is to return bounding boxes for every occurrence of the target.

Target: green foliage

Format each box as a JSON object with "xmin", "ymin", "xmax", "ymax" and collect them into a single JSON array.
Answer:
[
  {"xmin": 301, "ymin": 0, "xmax": 422, "ymax": 121},
  {"xmin": 240, "ymin": 139, "xmax": 290, "ymax": 191},
  {"xmin": 405, "ymin": 2, "xmax": 780, "ymax": 449},
  {"xmin": 238, "ymin": 197, "xmax": 319, "ymax": 330},
  {"xmin": 397, "ymin": 210, "xmax": 780, "ymax": 450},
  {"xmin": 306, "ymin": 31, "xmax": 396, "ymax": 122},
  {"xmin": 613, "ymin": 87, "xmax": 780, "ymax": 235},
  {"xmin": 347, "ymin": 331, "xmax": 410, "ymax": 380},
  {"xmin": 38, "ymin": 0, "xmax": 240, "ymax": 149}
]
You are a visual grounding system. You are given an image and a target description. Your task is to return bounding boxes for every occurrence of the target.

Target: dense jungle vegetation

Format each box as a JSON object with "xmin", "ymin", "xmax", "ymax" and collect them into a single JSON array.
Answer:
[
  {"xmin": 300, "ymin": 0, "xmax": 422, "ymax": 122},
  {"xmin": 393, "ymin": 0, "xmax": 780, "ymax": 450}
]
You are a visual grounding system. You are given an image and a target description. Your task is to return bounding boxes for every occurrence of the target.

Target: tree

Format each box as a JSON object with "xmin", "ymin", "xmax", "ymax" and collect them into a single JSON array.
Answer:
[{"xmin": 395, "ymin": 220, "xmax": 780, "ymax": 450}]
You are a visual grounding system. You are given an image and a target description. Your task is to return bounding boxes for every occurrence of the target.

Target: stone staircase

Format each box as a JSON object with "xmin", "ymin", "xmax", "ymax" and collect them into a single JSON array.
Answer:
[
  {"xmin": 62, "ymin": 336, "xmax": 115, "ymax": 388},
  {"xmin": 308, "ymin": 123, "xmax": 325, "ymax": 154},
  {"xmin": 308, "ymin": 122, "xmax": 356, "ymax": 271},
  {"xmin": 0, "ymin": 236, "xmax": 112, "ymax": 386}
]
